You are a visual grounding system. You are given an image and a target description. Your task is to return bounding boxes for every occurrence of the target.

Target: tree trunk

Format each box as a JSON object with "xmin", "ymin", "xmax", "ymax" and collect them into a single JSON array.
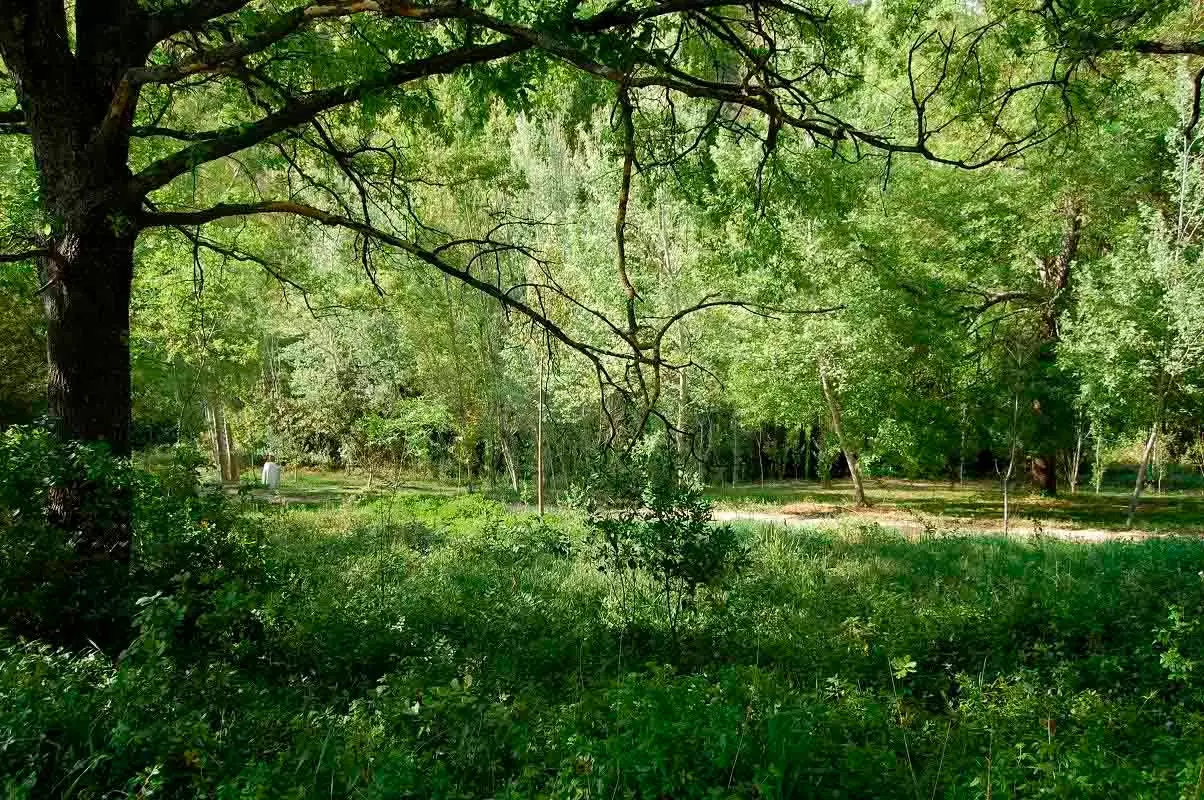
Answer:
[
  {"xmin": 1127, "ymin": 422, "xmax": 1159, "ymax": 527},
  {"xmin": 223, "ymin": 416, "xmax": 238, "ymax": 482},
  {"xmin": 819, "ymin": 361, "xmax": 868, "ymax": 507},
  {"xmin": 958, "ymin": 403, "xmax": 967, "ymax": 485},
  {"xmin": 730, "ymin": 417, "xmax": 741, "ymax": 487},
  {"xmin": 1093, "ymin": 428, "xmax": 1105, "ymax": 494},
  {"xmin": 536, "ymin": 349, "xmax": 545, "ymax": 516},
  {"xmin": 802, "ymin": 423, "xmax": 813, "ymax": 481},
  {"xmin": 0, "ymin": 4, "xmax": 176, "ymax": 639},
  {"xmin": 757, "ymin": 427, "xmax": 765, "ymax": 487},
  {"xmin": 44, "ymin": 230, "xmax": 135, "ymax": 458},
  {"xmin": 818, "ymin": 423, "xmax": 832, "ymax": 488},
  {"xmin": 676, "ymin": 367, "xmax": 689, "ymax": 458},
  {"xmin": 498, "ymin": 425, "xmax": 520, "ymax": 494},
  {"xmin": 1027, "ymin": 201, "xmax": 1083, "ymax": 497},
  {"xmin": 1127, "ymin": 382, "xmax": 1168, "ymax": 527},
  {"xmin": 1002, "ymin": 393, "xmax": 1021, "ymax": 536},
  {"xmin": 43, "ymin": 223, "xmax": 137, "ymax": 564},
  {"xmin": 1068, "ymin": 420, "xmax": 1086, "ymax": 494},
  {"xmin": 1030, "ymin": 452, "xmax": 1058, "ymax": 495}
]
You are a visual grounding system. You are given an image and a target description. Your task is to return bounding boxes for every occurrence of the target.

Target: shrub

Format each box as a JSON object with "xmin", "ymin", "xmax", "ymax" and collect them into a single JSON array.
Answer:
[
  {"xmin": 0, "ymin": 426, "xmax": 275, "ymax": 655},
  {"xmin": 582, "ymin": 439, "xmax": 746, "ymax": 637}
]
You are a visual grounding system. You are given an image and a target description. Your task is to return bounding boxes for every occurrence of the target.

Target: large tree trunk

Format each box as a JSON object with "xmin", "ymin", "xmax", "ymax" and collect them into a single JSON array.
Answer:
[
  {"xmin": 44, "ymin": 231, "xmax": 134, "ymax": 457},
  {"xmin": 43, "ymin": 221, "xmax": 137, "ymax": 568},
  {"xmin": 0, "ymin": 4, "xmax": 148, "ymax": 584},
  {"xmin": 1028, "ymin": 201, "xmax": 1084, "ymax": 496}
]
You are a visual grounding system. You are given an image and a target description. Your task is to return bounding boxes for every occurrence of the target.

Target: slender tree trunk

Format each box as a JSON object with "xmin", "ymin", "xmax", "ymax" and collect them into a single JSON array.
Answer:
[
  {"xmin": 499, "ymin": 430, "xmax": 520, "ymax": 494},
  {"xmin": 730, "ymin": 417, "xmax": 740, "ymax": 486},
  {"xmin": 1127, "ymin": 423, "xmax": 1159, "ymax": 527},
  {"xmin": 958, "ymin": 403, "xmax": 967, "ymax": 485},
  {"xmin": 818, "ymin": 423, "xmax": 832, "ymax": 488},
  {"xmin": 803, "ymin": 424, "xmax": 813, "ymax": 481},
  {"xmin": 676, "ymin": 367, "xmax": 689, "ymax": 458},
  {"xmin": 819, "ymin": 361, "xmax": 868, "ymax": 507},
  {"xmin": 1003, "ymin": 393, "xmax": 1021, "ymax": 536},
  {"xmin": 536, "ymin": 349, "xmax": 545, "ymax": 517},
  {"xmin": 207, "ymin": 396, "xmax": 239, "ymax": 482},
  {"xmin": 1069, "ymin": 419, "xmax": 1086, "ymax": 494},
  {"xmin": 757, "ymin": 427, "xmax": 765, "ymax": 487},
  {"xmin": 1128, "ymin": 382, "xmax": 1168, "ymax": 527},
  {"xmin": 223, "ymin": 416, "xmax": 238, "ymax": 482},
  {"xmin": 1155, "ymin": 434, "xmax": 1164, "ymax": 495},
  {"xmin": 498, "ymin": 406, "xmax": 520, "ymax": 493}
]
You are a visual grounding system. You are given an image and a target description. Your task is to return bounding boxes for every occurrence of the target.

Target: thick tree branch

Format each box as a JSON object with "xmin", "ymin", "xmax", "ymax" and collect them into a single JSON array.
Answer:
[
  {"xmin": 0, "ymin": 106, "xmax": 26, "ymax": 133},
  {"xmin": 130, "ymin": 38, "xmax": 530, "ymax": 195},
  {"xmin": 146, "ymin": 0, "xmax": 256, "ymax": 45},
  {"xmin": 1131, "ymin": 39, "xmax": 1204, "ymax": 57},
  {"xmin": 0, "ymin": 249, "xmax": 47, "ymax": 263},
  {"xmin": 137, "ymin": 1, "xmax": 467, "ymax": 87}
]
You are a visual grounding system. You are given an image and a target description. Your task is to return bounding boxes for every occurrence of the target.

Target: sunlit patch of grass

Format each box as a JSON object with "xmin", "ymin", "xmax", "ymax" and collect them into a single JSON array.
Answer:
[{"xmin": 711, "ymin": 476, "xmax": 1204, "ymax": 532}]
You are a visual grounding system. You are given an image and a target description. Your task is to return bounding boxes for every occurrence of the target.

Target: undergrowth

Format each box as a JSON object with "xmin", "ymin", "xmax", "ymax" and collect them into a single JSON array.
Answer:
[{"xmin": 4, "ymin": 446, "xmax": 1204, "ymax": 796}]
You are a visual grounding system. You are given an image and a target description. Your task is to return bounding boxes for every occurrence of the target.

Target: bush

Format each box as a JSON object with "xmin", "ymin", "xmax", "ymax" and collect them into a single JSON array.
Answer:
[
  {"xmin": 582, "ymin": 440, "xmax": 746, "ymax": 637},
  {"xmin": 0, "ymin": 426, "xmax": 274, "ymax": 654}
]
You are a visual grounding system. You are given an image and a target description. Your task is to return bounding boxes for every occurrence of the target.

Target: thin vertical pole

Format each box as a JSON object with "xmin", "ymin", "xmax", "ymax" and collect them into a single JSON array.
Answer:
[{"xmin": 537, "ymin": 344, "xmax": 545, "ymax": 517}]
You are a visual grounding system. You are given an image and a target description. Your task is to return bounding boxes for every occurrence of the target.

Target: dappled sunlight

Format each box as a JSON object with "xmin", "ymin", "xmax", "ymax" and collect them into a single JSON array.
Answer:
[{"xmin": 713, "ymin": 477, "xmax": 1204, "ymax": 535}]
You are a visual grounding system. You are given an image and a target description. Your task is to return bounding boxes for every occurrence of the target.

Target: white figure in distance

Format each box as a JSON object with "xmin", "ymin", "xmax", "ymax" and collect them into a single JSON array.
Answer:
[{"xmin": 261, "ymin": 457, "xmax": 282, "ymax": 490}]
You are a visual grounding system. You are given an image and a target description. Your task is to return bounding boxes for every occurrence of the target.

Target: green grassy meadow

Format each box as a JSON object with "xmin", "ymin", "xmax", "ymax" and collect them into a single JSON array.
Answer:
[{"xmin": 6, "ymin": 489, "xmax": 1204, "ymax": 797}]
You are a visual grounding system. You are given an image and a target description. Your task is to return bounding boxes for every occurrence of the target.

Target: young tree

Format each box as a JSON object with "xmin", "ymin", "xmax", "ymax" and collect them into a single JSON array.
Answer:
[{"xmin": 1068, "ymin": 127, "xmax": 1204, "ymax": 526}]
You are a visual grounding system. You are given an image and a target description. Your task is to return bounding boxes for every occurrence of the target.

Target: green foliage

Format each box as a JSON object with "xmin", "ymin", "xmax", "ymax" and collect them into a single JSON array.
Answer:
[
  {"xmin": 6, "ymin": 491, "xmax": 1204, "ymax": 797},
  {"xmin": 0, "ymin": 426, "xmax": 273, "ymax": 649},
  {"xmin": 583, "ymin": 441, "xmax": 748, "ymax": 636},
  {"xmin": 0, "ymin": 425, "xmax": 135, "ymax": 637}
]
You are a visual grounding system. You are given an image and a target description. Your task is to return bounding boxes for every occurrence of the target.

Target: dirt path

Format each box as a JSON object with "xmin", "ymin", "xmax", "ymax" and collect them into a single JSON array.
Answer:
[{"xmin": 710, "ymin": 509, "xmax": 1169, "ymax": 542}]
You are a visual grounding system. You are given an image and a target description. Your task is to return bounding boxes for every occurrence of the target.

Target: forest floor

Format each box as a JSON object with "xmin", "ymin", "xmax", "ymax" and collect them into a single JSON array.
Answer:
[
  {"xmin": 13, "ymin": 492, "xmax": 1204, "ymax": 797},
  {"xmin": 236, "ymin": 470, "xmax": 1204, "ymax": 538},
  {"xmin": 710, "ymin": 477, "xmax": 1204, "ymax": 537}
]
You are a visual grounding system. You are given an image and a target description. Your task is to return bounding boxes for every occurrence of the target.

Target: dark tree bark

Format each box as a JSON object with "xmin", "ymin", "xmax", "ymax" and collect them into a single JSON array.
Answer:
[
  {"xmin": 0, "ymin": 2, "xmax": 146, "ymax": 573},
  {"xmin": 1028, "ymin": 199, "xmax": 1083, "ymax": 496},
  {"xmin": 44, "ymin": 223, "xmax": 137, "ymax": 459}
]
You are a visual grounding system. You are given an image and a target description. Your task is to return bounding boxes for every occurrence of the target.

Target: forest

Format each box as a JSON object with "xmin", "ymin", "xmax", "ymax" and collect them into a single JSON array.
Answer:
[{"xmin": 3, "ymin": 0, "xmax": 1204, "ymax": 796}]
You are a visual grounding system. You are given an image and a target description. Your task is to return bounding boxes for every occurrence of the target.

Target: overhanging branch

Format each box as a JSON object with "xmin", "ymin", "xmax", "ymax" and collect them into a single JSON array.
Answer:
[{"xmin": 130, "ymin": 38, "xmax": 530, "ymax": 194}]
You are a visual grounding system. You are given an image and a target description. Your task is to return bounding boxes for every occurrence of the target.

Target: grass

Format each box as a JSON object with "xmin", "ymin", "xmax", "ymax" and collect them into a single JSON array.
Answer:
[
  {"xmin": 6, "ymin": 491, "xmax": 1204, "ymax": 797},
  {"xmin": 237, "ymin": 466, "xmax": 1204, "ymax": 534},
  {"xmin": 218, "ymin": 466, "xmax": 471, "ymax": 505},
  {"xmin": 709, "ymin": 475, "xmax": 1204, "ymax": 533}
]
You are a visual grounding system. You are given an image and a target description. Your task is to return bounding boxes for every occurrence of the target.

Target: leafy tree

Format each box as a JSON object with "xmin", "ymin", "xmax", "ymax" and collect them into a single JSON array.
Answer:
[{"xmin": 1066, "ymin": 127, "xmax": 1204, "ymax": 524}]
